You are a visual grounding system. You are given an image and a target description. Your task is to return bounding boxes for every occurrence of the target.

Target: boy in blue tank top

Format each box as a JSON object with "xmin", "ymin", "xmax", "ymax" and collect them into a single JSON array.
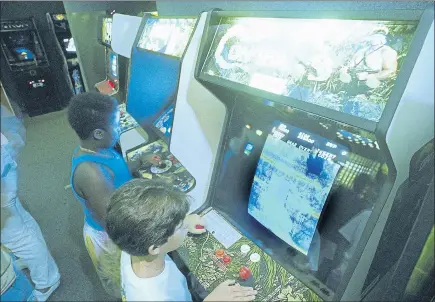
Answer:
[{"xmin": 67, "ymin": 92, "xmax": 144, "ymax": 297}]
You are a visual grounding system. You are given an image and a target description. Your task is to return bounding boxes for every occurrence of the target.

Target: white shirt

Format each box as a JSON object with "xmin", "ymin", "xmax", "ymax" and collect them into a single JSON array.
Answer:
[
  {"xmin": 1, "ymin": 105, "xmax": 25, "ymax": 159},
  {"xmin": 121, "ymin": 251, "xmax": 192, "ymax": 302}
]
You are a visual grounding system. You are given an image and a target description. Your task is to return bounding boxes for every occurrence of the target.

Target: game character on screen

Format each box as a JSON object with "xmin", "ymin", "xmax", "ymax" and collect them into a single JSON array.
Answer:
[
  {"xmin": 67, "ymin": 92, "xmax": 150, "ymax": 297},
  {"xmin": 339, "ymin": 27, "xmax": 398, "ymax": 95},
  {"xmin": 106, "ymin": 179, "xmax": 258, "ymax": 302}
]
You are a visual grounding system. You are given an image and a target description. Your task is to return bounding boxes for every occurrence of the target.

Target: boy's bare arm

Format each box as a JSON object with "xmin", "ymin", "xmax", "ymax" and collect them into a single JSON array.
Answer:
[{"xmin": 75, "ymin": 163, "xmax": 116, "ymax": 228}]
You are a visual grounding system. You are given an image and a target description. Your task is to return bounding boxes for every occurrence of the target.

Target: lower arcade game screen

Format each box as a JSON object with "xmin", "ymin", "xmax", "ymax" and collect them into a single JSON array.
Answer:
[
  {"xmin": 109, "ymin": 51, "xmax": 118, "ymax": 78},
  {"xmin": 4, "ymin": 31, "xmax": 37, "ymax": 61},
  {"xmin": 153, "ymin": 104, "xmax": 174, "ymax": 138},
  {"xmin": 248, "ymin": 122, "xmax": 348, "ymax": 256}
]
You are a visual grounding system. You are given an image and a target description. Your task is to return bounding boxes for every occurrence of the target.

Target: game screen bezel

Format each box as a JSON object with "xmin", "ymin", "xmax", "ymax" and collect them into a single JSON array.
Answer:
[
  {"xmin": 201, "ymin": 17, "xmax": 419, "ymax": 123},
  {"xmin": 136, "ymin": 17, "xmax": 197, "ymax": 58},
  {"xmin": 248, "ymin": 121, "xmax": 349, "ymax": 255}
]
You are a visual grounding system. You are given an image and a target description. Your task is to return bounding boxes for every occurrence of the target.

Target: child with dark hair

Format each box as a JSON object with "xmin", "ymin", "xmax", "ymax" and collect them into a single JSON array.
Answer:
[
  {"xmin": 67, "ymin": 92, "xmax": 146, "ymax": 297},
  {"xmin": 106, "ymin": 179, "xmax": 257, "ymax": 302}
]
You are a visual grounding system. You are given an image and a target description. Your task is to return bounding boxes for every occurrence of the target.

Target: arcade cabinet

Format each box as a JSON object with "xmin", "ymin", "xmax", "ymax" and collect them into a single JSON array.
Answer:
[
  {"xmin": 363, "ymin": 139, "xmax": 434, "ymax": 301},
  {"xmin": 0, "ymin": 18, "xmax": 61, "ymax": 116},
  {"xmin": 127, "ymin": 15, "xmax": 197, "ymax": 142},
  {"xmin": 95, "ymin": 14, "xmax": 122, "ymax": 98},
  {"xmin": 47, "ymin": 13, "xmax": 85, "ymax": 96},
  {"xmin": 93, "ymin": 12, "xmax": 141, "ymax": 156},
  {"xmin": 124, "ymin": 15, "xmax": 198, "ymax": 195},
  {"xmin": 164, "ymin": 8, "xmax": 433, "ymax": 301}
]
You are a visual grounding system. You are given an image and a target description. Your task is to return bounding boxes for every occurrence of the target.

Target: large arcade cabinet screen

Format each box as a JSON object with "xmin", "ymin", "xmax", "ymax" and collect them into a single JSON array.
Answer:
[
  {"xmin": 137, "ymin": 18, "xmax": 196, "ymax": 57},
  {"xmin": 248, "ymin": 122, "xmax": 348, "ymax": 255},
  {"xmin": 203, "ymin": 18, "xmax": 418, "ymax": 122}
]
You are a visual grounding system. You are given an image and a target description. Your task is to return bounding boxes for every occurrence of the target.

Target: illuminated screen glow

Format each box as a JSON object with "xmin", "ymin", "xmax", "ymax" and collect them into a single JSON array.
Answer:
[
  {"xmin": 153, "ymin": 105, "xmax": 174, "ymax": 137},
  {"xmin": 203, "ymin": 17, "xmax": 418, "ymax": 122},
  {"xmin": 53, "ymin": 14, "xmax": 66, "ymax": 21},
  {"xmin": 137, "ymin": 18, "xmax": 196, "ymax": 57},
  {"xmin": 248, "ymin": 122, "xmax": 348, "ymax": 255},
  {"xmin": 109, "ymin": 52, "xmax": 118, "ymax": 78},
  {"xmin": 63, "ymin": 38, "xmax": 76, "ymax": 53},
  {"xmin": 102, "ymin": 17, "xmax": 113, "ymax": 45},
  {"xmin": 13, "ymin": 47, "xmax": 34, "ymax": 61}
]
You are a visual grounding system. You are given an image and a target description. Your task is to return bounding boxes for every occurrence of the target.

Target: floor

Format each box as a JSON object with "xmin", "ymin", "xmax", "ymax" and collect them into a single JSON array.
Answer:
[{"xmin": 16, "ymin": 109, "xmax": 116, "ymax": 301}]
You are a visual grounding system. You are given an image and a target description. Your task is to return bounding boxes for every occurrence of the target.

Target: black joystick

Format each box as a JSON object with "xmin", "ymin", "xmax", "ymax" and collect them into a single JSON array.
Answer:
[{"xmin": 158, "ymin": 162, "xmax": 167, "ymax": 169}]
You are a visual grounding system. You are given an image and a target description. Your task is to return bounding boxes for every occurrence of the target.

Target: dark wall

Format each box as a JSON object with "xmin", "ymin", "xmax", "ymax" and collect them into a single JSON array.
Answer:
[
  {"xmin": 63, "ymin": 1, "xmax": 156, "ymax": 102},
  {"xmin": 0, "ymin": 1, "xmax": 65, "ymax": 29},
  {"xmin": 0, "ymin": 1, "xmax": 73, "ymax": 111}
]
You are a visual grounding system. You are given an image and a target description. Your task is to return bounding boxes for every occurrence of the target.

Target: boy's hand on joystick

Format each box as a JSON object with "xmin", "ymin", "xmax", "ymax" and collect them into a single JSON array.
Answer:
[
  {"xmin": 238, "ymin": 267, "xmax": 254, "ymax": 288},
  {"xmin": 185, "ymin": 214, "xmax": 206, "ymax": 235},
  {"xmin": 204, "ymin": 280, "xmax": 257, "ymax": 302}
]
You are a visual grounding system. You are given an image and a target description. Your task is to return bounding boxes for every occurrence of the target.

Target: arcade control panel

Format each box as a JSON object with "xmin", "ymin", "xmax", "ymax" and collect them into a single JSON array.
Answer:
[
  {"xmin": 126, "ymin": 139, "xmax": 195, "ymax": 193},
  {"xmin": 176, "ymin": 208, "xmax": 322, "ymax": 302}
]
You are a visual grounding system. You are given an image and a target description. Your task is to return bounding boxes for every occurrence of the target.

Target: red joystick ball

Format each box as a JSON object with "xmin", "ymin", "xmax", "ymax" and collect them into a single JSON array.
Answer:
[
  {"xmin": 223, "ymin": 255, "xmax": 231, "ymax": 264},
  {"xmin": 239, "ymin": 266, "xmax": 251, "ymax": 280},
  {"xmin": 195, "ymin": 224, "xmax": 205, "ymax": 230}
]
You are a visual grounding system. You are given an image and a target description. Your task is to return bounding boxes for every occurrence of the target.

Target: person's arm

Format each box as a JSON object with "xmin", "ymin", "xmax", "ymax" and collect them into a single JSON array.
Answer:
[
  {"xmin": 1, "ymin": 105, "xmax": 26, "ymax": 158},
  {"xmin": 1, "ymin": 141, "xmax": 17, "ymax": 228},
  {"xmin": 75, "ymin": 163, "xmax": 116, "ymax": 229},
  {"xmin": 126, "ymin": 159, "xmax": 142, "ymax": 174}
]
